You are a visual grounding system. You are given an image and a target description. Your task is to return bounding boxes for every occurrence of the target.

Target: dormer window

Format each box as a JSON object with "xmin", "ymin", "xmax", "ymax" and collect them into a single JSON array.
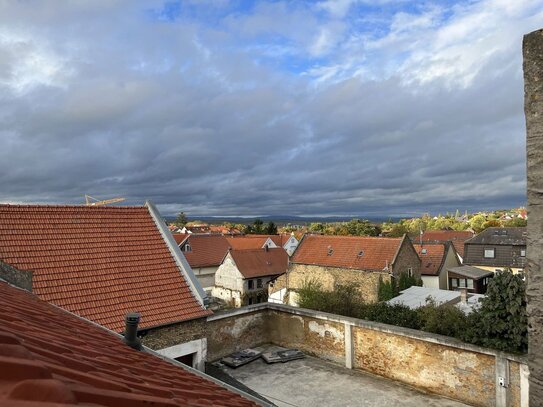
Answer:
[
  {"xmin": 357, "ymin": 250, "xmax": 364, "ymax": 257},
  {"xmin": 484, "ymin": 248, "xmax": 495, "ymax": 258},
  {"xmin": 421, "ymin": 248, "xmax": 427, "ymax": 254},
  {"xmin": 327, "ymin": 246, "xmax": 333, "ymax": 256},
  {"xmin": 183, "ymin": 243, "xmax": 192, "ymax": 253}
]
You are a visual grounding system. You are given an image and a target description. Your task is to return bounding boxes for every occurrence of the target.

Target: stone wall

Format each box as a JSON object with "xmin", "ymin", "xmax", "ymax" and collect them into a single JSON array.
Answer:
[
  {"xmin": 141, "ymin": 317, "xmax": 208, "ymax": 350},
  {"xmin": 524, "ymin": 27, "xmax": 543, "ymax": 404},
  {"xmin": 206, "ymin": 304, "xmax": 528, "ymax": 407},
  {"xmin": 391, "ymin": 236, "xmax": 422, "ymax": 279},
  {"xmin": 285, "ymin": 263, "xmax": 390, "ymax": 303},
  {"xmin": 0, "ymin": 260, "xmax": 32, "ymax": 292}
]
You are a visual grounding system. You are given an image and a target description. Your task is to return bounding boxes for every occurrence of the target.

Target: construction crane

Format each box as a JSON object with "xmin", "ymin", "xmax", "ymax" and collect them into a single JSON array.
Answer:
[{"xmin": 85, "ymin": 195, "xmax": 125, "ymax": 206}]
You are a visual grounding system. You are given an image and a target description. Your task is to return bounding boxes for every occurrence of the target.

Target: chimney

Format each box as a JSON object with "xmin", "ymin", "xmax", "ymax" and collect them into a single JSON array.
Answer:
[
  {"xmin": 124, "ymin": 312, "xmax": 142, "ymax": 350},
  {"xmin": 460, "ymin": 288, "xmax": 468, "ymax": 305}
]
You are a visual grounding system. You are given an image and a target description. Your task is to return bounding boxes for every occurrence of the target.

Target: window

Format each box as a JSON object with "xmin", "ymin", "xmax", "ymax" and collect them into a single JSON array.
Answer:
[
  {"xmin": 248, "ymin": 297, "xmax": 253, "ymax": 305},
  {"xmin": 521, "ymin": 248, "xmax": 526, "ymax": 257},
  {"xmin": 421, "ymin": 248, "xmax": 427, "ymax": 254},
  {"xmin": 248, "ymin": 279, "xmax": 254, "ymax": 290},
  {"xmin": 484, "ymin": 248, "xmax": 495, "ymax": 258},
  {"xmin": 257, "ymin": 278, "xmax": 263, "ymax": 289},
  {"xmin": 458, "ymin": 279, "xmax": 467, "ymax": 288},
  {"xmin": 183, "ymin": 243, "xmax": 192, "ymax": 253},
  {"xmin": 451, "ymin": 279, "xmax": 458, "ymax": 288},
  {"xmin": 467, "ymin": 279, "xmax": 474, "ymax": 289},
  {"xmin": 407, "ymin": 267, "xmax": 413, "ymax": 278}
]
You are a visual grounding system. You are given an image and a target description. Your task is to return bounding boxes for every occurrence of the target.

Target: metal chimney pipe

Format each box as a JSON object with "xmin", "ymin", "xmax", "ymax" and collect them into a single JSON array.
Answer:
[{"xmin": 124, "ymin": 312, "xmax": 142, "ymax": 350}]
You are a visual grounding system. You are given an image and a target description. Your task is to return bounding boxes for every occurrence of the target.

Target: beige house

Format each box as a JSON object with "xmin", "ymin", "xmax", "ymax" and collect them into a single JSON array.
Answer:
[
  {"xmin": 212, "ymin": 247, "xmax": 288, "ymax": 307},
  {"xmin": 270, "ymin": 234, "xmax": 421, "ymax": 305},
  {"xmin": 414, "ymin": 242, "xmax": 460, "ymax": 290}
]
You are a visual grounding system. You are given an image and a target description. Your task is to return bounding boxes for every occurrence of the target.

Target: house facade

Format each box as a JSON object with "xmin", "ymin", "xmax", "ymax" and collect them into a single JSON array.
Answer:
[
  {"xmin": 463, "ymin": 227, "xmax": 527, "ymax": 274},
  {"xmin": 271, "ymin": 234, "xmax": 421, "ymax": 305},
  {"xmin": 212, "ymin": 247, "xmax": 288, "ymax": 307},
  {"xmin": 414, "ymin": 242, "xmax": 460, "ymax": 290},
  {"xmin": 0, "ymin": 202, "xmax": 213, "ymax": 371},
  {"xmin": 176, "ymin": 234, "xmax": 231, "ymax": 292}
]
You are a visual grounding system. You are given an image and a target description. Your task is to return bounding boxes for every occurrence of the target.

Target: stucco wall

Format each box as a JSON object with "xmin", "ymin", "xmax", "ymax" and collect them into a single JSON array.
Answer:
[
  {"xmin": 524, "ymin": 27, "xmax": 543, "ymax": 403},
  {"xmin": 192, "ymin": 266, "xmax": 218, "ymax": 290},
  {"xmin": 214, "ymin": 254, "xmax": 244, "ymax": 292}
]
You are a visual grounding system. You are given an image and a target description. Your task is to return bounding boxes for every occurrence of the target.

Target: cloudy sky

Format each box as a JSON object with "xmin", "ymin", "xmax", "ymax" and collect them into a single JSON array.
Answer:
[{"xmin": 1, "ymin": 1, "xmax": 541, "ymax": 217}]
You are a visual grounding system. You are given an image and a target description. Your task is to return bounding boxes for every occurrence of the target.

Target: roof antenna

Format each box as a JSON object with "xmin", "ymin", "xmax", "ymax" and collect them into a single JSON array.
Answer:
[{"xmin": 124, "ymin": 312, "xmax": 142, "ymax": 350}]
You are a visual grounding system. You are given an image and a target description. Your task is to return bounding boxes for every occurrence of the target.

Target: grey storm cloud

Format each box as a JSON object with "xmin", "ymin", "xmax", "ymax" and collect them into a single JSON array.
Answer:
[{"xmin": 0, "ymin": 0, "xmax": 538, "ymax": 216}]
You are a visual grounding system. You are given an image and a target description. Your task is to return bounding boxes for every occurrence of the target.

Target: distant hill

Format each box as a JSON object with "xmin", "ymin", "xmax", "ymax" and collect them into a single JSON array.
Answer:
[{"xmin": 164, "ymin": 215, "xmax": 403, "ymax": 226}]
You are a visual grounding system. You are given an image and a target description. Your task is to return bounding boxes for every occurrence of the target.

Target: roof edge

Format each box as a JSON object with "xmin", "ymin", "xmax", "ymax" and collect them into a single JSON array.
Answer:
[{"xmin": 145, "ymin": 201, "xmax": 208, "ymax": 306}]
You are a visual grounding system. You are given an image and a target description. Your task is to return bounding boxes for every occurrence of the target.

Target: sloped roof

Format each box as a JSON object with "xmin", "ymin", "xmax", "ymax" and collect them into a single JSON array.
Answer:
[
  {"xmin": 0, "ymin": 281, "xmax": 258, "ymax": 407},
  {"xmin": 230, "ymin": 248, "xmax": 288, "ymax": 279},
  {"xmin": 291, "ymin": 235, "xmax": 402, "ymax": 272},
  {"xmin": 0, "ymin": 204, "xmax": 211, "ymax": 332},
  {"xmin": 448, "ymin": 265, "xmax": 494, "ymax": 279},
  {"xmin": 465, "ymin": 227, "xmax": 527, "ymax": 246},
  {"xmin": 413, "ymin": 243, "xmax": 447, "ymax": 276},
  {"xmin": 172, "ymin": 233, "xmax": 190, "ymax": 245},
  {"xmin": 418, "ymin": 230, "xmax": 474, "ymax": 257},
  {"xmin": 226, "ymin": 236, "xmax": 271, "ymax": 250},
  {"xmin": 182, "ymin": 234, "xmax": 231, "ymax": 268}
]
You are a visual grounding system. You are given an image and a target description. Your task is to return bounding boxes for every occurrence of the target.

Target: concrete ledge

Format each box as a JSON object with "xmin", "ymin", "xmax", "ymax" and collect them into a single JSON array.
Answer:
[{"xmin": 208, "ymin": 302, "xmax": 528, "ymax": 363}]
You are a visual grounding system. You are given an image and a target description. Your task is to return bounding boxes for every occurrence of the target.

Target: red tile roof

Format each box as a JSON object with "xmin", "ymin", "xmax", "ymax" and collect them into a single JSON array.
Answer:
[
  {"xmin": 413, "ymin": 243, "xmax": 446, "ymax": 276},
  {"xmin": 226, "ymin": 237, "xmax": 270, "ymax": 250},
  {"xmin": 0, "ymin": 205, "xmax": 211, "ymax": 333},
  {"xmin": 172, "ymin": 233, "xmax": 190, "ymax": 245},
  {"xmin": 230, "ymin": 248, "xmax": 288, "ymax": 279},
  {"xmin": 182, "ymin": 234, "xmax": 231, "ymax": 268},
  {"xmin": 419, "ymin": 231, "xmax": 474, "ymax": 258},
  {"xmin": 0, "ymin": 281, "xmax": 258, "ymax": 407},
  {"xmin": 291, "ymin": 235, "xmax": 402, "ymax": 271}
]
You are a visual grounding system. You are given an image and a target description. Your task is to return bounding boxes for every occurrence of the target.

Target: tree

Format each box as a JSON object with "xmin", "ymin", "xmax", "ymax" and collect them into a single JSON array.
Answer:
[
  {"xmin": 469, "ymin": 214, "xmax": 486, "ymax": 233},
  {"xmin": 265, "ymin": 221, "xmax": 278, "ymax": 235},
  {"xmin": 173, "ymin": 211, "xmax": 188, "ymax": 227},
  {"xmin": 463, "ymin": 271, "xmax": 527, "ymax": 353}
]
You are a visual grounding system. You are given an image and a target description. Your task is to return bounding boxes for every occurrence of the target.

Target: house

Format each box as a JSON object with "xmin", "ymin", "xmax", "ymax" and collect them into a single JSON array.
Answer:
[
  {"xmin": 463, "ymin": 227, "xmax": 527, "ymax": 274},
  {"xmin": 0, "ymin": 280, "xmax": 261, "ymax": 406},
  {"xmin": 447, "ymin": 265, "xmax": 494, "ymax": 294},
  {"xmin": 226, "ymin": 234, "xmax": 299, "ymax": 256},
  {"xmin": 0, "ymin": 203, "xmax": 213, "ymax": 370},
  {"xmin": 212, "ymin": 247, "xmax": 288, "ymax": 307},
  {"xmin": 177, "ymin": 234, "xmax": 231, "ymax": 292},
  {"xmin": 387, "ymin": 285, "xmax": 484, "ymax": 313},
  {"xmin": 271, "ymin": 234, "xmax": 421, "ymax": 305},
  {"xmin": 415, "ymin": 230, "xmax": 475, "ymax": 263},
  {"xmin": 414, "ymin": 242, "xmax": 460, "ymax": 290},
  {"xmin": 180, "ymin": 224, "xmax": 211, "ymax": 234}
]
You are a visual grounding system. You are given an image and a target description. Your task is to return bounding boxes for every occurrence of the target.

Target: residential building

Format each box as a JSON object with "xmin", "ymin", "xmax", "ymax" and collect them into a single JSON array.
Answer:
[
  {"xmin": 414, "ymin": 242, "xmax": 460, "ymax": 290},
  {"xmin": 415, "ymin": 230, "xmax": 475, "ymax": 263},
  {"xmin": 271, "ymin": 234, "xmax": 421, "ymax": 305},
  {"xmin": 447, "ymin": 265, "xmax": 494, "ymax": 294},
  {"xmin": 0, "ymin": 280, "xmax": 261, "ymax": 406},
  {"xmin": 212, "ymin": 247, "xmax": 288, "ymax": 307},
  {"xmin": 226, "ymin": 234, "xmax": 298, "ymax": 255},
  {"xmin": 0, "ymin": 203, "xmax": 212, "ymax": 370},
  {"xmin": 463, "ymin": 227, "xmax": 527, "ymax": 273},
  {"xmin": 177, "ymin": 234, "xmax": 231, "ymax": 292}
]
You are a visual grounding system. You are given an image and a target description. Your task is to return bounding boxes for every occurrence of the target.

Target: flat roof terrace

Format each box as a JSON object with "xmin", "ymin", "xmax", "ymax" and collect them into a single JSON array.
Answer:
[
  {"xmin": 224, "ymin": 345, "xmax": 470, "ymax": 407},
  {"xmin": 204, "ymin": 304, "xmax": 528, "ymax": 407}
]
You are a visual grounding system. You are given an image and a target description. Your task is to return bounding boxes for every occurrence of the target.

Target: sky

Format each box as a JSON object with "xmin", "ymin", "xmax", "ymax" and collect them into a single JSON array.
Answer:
[{"xmin": 0, "ymin": 0, "xmax": 541, "ymax": 217}]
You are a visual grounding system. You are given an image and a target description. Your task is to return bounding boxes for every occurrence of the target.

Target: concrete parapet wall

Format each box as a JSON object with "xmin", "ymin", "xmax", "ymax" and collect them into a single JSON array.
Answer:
[{"xmin": 207, "ymin": 303, "xmax": 528, "ymax": 407}]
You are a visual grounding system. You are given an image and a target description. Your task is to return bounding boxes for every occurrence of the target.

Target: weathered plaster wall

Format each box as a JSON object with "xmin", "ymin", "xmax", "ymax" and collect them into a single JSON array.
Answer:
[
  {"xmin": 267, "ymin": 310, "xmax": 345, "ymax": 364},
  {"xmin": 205, "ymin": 304, "xmax": 528, "ymax": 407},
  {"xmin": 206, "ymin": 309, "xmax": 269, "ymax": 361},
  {"xmin": 286, "ymin": 263, "xmax": 390, "ymax": 303},
  {"xmin": 353, "ymin": 327, "xmax": 495, "ymax": 407},
  {"xmin": 524, "ymin": 27, "xmax": 543, "ymax": 403}
]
